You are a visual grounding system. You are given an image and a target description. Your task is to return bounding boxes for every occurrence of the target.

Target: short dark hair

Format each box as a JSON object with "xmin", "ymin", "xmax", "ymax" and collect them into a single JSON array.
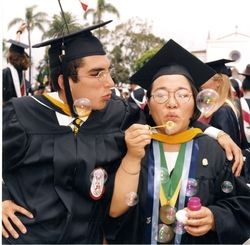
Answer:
[{"xmin": 49, "ymin": 57, "xmax": 84, "ymax": 91}]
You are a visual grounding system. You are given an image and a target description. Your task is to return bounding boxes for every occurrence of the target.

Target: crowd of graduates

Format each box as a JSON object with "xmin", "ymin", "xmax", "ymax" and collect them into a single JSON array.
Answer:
[{"xmin": 2, "ymin": 21, "xmax": 250, "ymax": 244}]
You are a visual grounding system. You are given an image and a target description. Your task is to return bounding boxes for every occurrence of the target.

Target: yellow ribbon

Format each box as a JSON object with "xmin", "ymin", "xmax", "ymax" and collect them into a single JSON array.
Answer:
[
  {"xmin": 156, "ymin": 128, "xmax": 202, "ymax": 207},
  {"xmin": 43, "ymin": 93, "xmax": 91, "ymax": 119},
  {"xmin": 43, "ymin": 93, "xmax": 72, "ymax": 116},
  {"xmin": 151, "ymin": 128, "xmax": 202, "ymax": 144},
  {"xmin": 160, "ymin": 180, "xmax": 181, "ymax": 207}
]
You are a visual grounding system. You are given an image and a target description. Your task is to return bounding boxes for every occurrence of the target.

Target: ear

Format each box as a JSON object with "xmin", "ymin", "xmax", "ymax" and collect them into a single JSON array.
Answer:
[
  {"xmin": 147, "ymin": 101, "xmax": 151, "ymax": 115},
  {"xmin": 58, "ymin": 74, "xmax": 65, "ymax": 91}
]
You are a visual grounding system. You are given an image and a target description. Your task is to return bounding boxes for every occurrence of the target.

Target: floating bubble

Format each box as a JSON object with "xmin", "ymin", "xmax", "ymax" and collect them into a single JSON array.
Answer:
[
  {"xmin": 160, "ymin": 167, "xmax": 169, "ymax": 184},
  {"xmin": 89, "ymin": 168, "xmax": 108, "ymax": 183},
  {"xmin": 74, "ymin": 98, "xmax": 92, "ymax": 117},
  {"xmin": 175, "ymin": 209, "xmax": 188, "ymax": 224},
  {"xmin": 125, "ymin": 192, "xmax": 139, "ymax": 206},
  {"xmin": 186, "ymin": 178, "xmax": 198, "ymax": 197},
  {"xmin": 221, "ymin": 181, "xmax": 233, "ymax": 193},
  {"xmin": 196, "ymin": 89, "xmax": 219, "ymax": 115},
  {"xmin": 174, "ymin": 221, "xmax": 186, "ymax": 235},
  {"xmin": 155, "ymin": 224, "xmax": 174, "ymax": 243}
]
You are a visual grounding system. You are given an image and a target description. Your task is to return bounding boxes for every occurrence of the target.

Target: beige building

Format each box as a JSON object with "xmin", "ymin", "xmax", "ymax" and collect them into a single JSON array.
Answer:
[{"xmin": 192, "ymin": 30, "xmax": 250, "ymax": 74}]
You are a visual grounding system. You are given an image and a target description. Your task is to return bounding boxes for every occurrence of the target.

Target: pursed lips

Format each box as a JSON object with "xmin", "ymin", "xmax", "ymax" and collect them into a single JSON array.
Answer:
[
  {"xmin": 102, "ymin": 93, "xmax": 112, "ymax": 100},
  {"xmin": 165, "ymin": 113, "xmax": 179, "ymax": 121}
]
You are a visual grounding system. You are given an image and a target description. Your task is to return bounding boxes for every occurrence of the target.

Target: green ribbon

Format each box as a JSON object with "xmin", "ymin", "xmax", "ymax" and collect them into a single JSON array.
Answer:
[{"xmin": 159, "ymin": 143, "xmax": 186, "ymax": 200}]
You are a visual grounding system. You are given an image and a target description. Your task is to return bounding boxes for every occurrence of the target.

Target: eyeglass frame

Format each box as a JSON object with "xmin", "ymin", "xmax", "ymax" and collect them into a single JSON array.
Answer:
[
  {"xmin": 70, "ymin": 67, "xmax": 114, "ymax": 83},
  {"xmin": 150, "ymin": 88, "xmax": 193, "ymax": 104}
]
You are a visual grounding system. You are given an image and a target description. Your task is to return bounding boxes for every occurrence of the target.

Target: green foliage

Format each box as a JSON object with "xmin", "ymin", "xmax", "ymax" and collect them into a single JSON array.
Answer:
[
  {"xmin": 42, "ymin": 12, "xmax": 83, "ymax": 40},
  {"xmin": 106, "ymin": 18, "xmax": 166, "ymax": 83},
  {"xmin": 7, "ymin": 5, "xmax": 49, "ymax": 83},
  {"xmin": 84, "ymin": 0, "xmax": 120, "ymax": 24},
  {"xmin": 133, "ymin": 46, "xmax": 162, "ymax": 72},
  {"xmin": 7, "ymin": 3, "xmax": 166, "ymax": 86}
]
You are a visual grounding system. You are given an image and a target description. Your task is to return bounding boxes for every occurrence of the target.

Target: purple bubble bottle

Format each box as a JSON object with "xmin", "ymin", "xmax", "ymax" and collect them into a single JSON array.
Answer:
[{"xmin": 187, "ymin": 197, "xmax": 201, "ymax": 211}]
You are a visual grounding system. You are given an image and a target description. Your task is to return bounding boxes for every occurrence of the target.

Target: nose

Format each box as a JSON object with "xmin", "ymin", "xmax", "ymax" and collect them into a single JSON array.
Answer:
[
  {"xmin": 165, "ymin": 92, "xmax": 177, "ymax": 108},
  {"xmin": 103, "ymin": 73, "xmax": 114, "ymax": 87}
]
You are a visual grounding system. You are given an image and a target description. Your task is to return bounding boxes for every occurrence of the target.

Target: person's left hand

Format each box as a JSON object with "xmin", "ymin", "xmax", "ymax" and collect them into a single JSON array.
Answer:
[
  {"xmin": 184, "ymin": 206, "xmax": 215, "ymax": 237},
  {"xmin": 217, "ymin": 133, "xmax": 244, "ymax": 176}
]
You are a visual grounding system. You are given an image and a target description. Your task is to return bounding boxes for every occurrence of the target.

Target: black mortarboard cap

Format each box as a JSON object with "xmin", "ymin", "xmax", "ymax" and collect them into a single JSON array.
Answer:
[
  {"xmin": 240, "ymin": 65, "xmax": 250, "ymax": 90},
  {"xmin": 32, "ymin": 20, "xmax": 112, "ymax": 117},
  {"xmin": 32, "ymin": 20, "xmax": 112, "ymax": 68},
  {"xmin": 130, "ymin": 39, "xmax": 216, "ymax": 90},
  {"xmin": 8, "ymin": 39, "xmax": 29, "ymax": 54},
  {"xmin": 206, "ymin": 59, "xmax": 235, "ymax": 76}
]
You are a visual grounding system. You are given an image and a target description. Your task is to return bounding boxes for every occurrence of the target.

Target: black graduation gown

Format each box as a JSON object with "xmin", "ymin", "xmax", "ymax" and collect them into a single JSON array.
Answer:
[
  {"xmin": 209, "ymin": 102, "xmax": 250, "ymax": 184},
  {"xmin": 238, "ymin": 98, "xmax": 250, "ymax": 183},
  {"xmin": 107, "ymin": 134, "xmax": 250, "ymax": 244},
  {"xmin": 2, "ymin": 94, "xmax": 144, "ymax": 244},
  {"xmin": 2, "ymin": 67, "xmax": 31, "ymax": 103},
  {"xmin": 209, "ymin": 104, "xmax": 241, "ymax": 147},
  {"xmin": 2, "ymin": 67, "xmax": 19, "ymax": 103}
]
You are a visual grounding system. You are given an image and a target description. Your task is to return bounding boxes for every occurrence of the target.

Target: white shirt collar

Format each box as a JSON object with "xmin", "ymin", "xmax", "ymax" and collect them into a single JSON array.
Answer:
[{"xmin": 48, "ymin": 92, "xmax": 74, "ymax": 126}]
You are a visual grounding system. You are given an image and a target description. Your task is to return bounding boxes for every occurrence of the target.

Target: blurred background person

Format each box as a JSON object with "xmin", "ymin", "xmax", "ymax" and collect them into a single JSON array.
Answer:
[
  {"xmin": 239, "ymin": 69, "xmax": 250, "ymax": 184},
  {"xmin": 128, "ymin": 80, "xmax": 147, "ymax": 109},
  {"xmin": 199, "ymin": 59, "xmax": 242, "ymax": 148},
  {"xmin": 227, "ymin": 66, "xmax": 242, "ymax": 99},
  {"xmin": 2, "ymin": 23, "xmax": 31, "ymax": 103}
]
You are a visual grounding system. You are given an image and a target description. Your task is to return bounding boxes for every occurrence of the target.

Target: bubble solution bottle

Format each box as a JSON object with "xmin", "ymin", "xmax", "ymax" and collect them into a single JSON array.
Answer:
[
  {"xmin": 187, "ymin": 196, "xmax": 201, "ymax": 211},
  {"xmin": 175, "ymin": 197, "xmax": 202, "ymax": 234}
]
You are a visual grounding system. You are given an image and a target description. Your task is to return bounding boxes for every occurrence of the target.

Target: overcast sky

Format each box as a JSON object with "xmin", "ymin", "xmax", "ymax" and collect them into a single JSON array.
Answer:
[{"xmin": 2, "ymin": 0, "xmax": 250, "ymax": 70}]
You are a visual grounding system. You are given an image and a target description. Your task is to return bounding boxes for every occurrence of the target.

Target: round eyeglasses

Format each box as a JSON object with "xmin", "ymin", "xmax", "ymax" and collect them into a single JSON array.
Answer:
[{"xmin": 151, "ymin": 88, "xmax": 192, "ymax": 104}]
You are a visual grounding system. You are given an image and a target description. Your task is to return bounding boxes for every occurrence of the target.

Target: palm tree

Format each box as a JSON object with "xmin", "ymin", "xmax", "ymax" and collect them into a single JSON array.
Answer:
[
  {"xmin": 42, "ymin": 12, "xmax": 83, "ymax": 40},
  {"xmin": 8, "ymin": 5, "xmax": 49, "ymax": 84},
  {"xmin": 83, "ymin": 0, "xmax": 119, "ymax": 37},
  {"xmin": 36, "ymin": 12, "xmax": 83, "ymax": 92}
]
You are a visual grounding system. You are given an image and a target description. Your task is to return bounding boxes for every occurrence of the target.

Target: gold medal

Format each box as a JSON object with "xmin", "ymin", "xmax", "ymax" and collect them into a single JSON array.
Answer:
[
  {"xmin": 159, "ymin": 204, "xmax": 176, "ymax": 225},
  {"xmin": 156, "ymin": 224, "xmax": 174, "ymax": 243}
]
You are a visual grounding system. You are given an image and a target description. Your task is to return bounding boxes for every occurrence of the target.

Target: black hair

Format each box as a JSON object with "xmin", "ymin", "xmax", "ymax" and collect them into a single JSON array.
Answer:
[{"xmin": 49, "ymin": 57, "xmax": 83, "ymax": 91}]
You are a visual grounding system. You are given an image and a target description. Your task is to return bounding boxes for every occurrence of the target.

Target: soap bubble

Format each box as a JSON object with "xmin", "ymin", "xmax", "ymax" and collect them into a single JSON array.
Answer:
[
  {"xmin": 186, "ymin": 178, "xmax": 198, "ymax": 197},
  {"xmin": 221, "ymin": 181, "xmax": 233, "ymax": 193},
  {"xmin": 74, "ymin": 98, "xmax": 92, "ymax": 117},
  {"xmin": 160, "ymin": 167, "xmax": 169, "ymax": 184},
  {"xmin": 174, "ymin": 221, "xmax": 186, "ymax": 235},
  {"xmin": 196, "ymin": 89, "xmax": 219, "ymax": 115},
  {"xmin": 125, "ymin": 192, "xmax": 139, "ymax": 206},
  {"xmin": 89, "ymin": 168, "xmax": 108, "ymax": 183}
]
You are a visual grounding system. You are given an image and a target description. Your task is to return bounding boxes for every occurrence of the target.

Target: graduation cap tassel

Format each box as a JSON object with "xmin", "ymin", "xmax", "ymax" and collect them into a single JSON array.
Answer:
[
  {"xmin": 61, "ymin": 57, "xmax": 78, "ymax": 117},
  {"xmin": 58, "ymin": 0, "xmax": 77, "ymax": 117},
  {"xmin": 58, "ymin": 0, "xmax": 70, "ymax": 34}
]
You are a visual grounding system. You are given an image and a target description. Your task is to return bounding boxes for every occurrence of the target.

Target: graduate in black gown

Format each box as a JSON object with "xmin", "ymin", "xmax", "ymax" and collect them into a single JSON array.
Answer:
[
  {"xmin": 107, "ymin": 40, "xmax": 250, "ymax": 244},
  {"xmin": 2, "ymin": 39, "xmax": 31, "ymax": 103},
  {"xmin": 2, "ymin": 21, "xmax": 145, "ymax": 244},
  {"xmin": 239, "ymin": 72, "xmax": 250, "ymax": 184},
  {"xmin": 2, "ymin": 23, "xmax": 245, "ymax": 245},
  {"xmin": 199, "ymin": 59, "xmax": 242, "ymax": 147}
]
